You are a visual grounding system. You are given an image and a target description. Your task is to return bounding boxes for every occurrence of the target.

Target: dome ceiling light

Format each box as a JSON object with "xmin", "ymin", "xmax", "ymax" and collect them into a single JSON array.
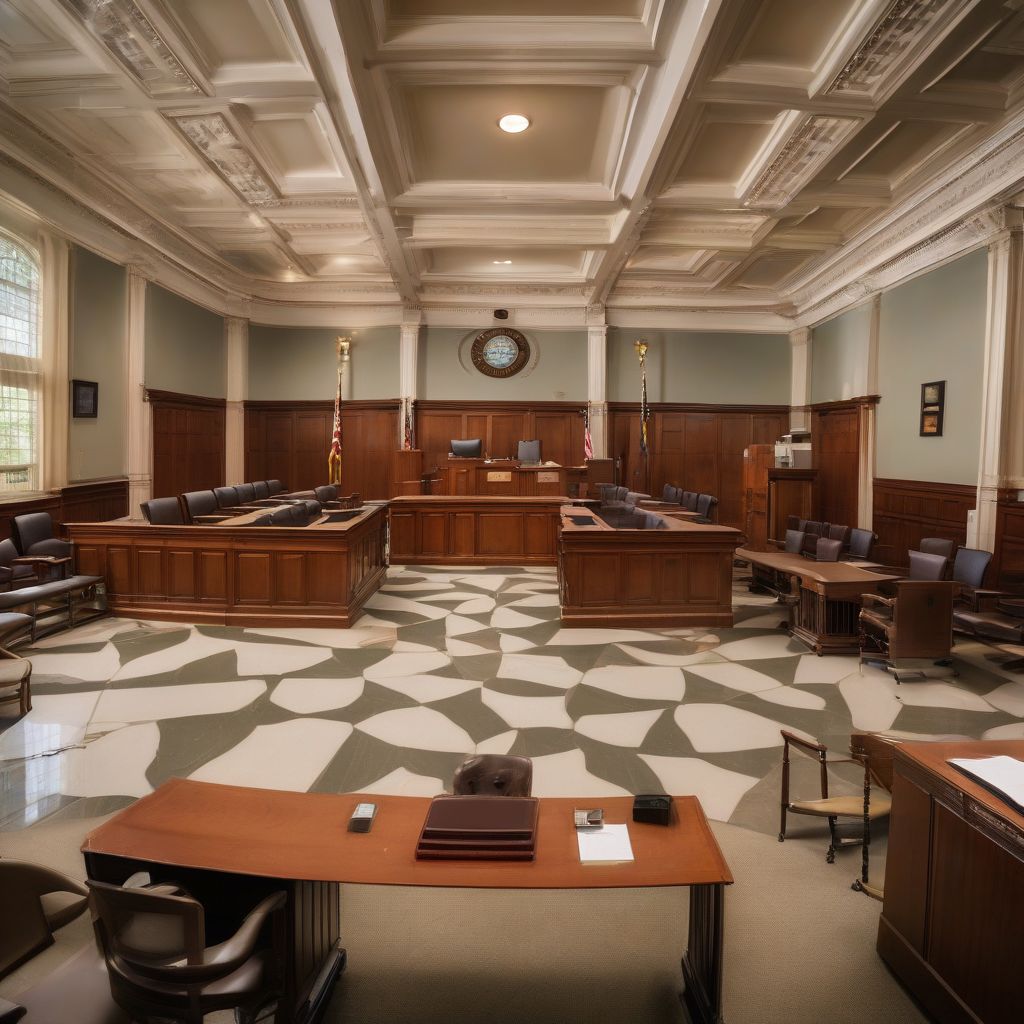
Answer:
[{"xmin": 498, "ymin": 113, "xmax": 530, "ymax": 134}]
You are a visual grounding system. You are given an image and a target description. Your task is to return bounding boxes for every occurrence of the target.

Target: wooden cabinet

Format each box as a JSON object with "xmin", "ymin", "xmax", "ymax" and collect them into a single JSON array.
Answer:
[{"xmin": 741, "ymin": 445, "xmax": 815, "ymax": 550}]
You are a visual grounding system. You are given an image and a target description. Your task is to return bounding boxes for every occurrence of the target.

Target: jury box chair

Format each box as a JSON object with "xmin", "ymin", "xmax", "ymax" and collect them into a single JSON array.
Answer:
[
  {"xmin": 778, "ymin": 731, "xmax": 893, "ymax": 893},
  {"xmin": 453, "ymin": 755, "xmax": 533, "ymax": 797},
  {"xmin": 139, "ymin": 497, "xmax": 184, "ymax": 525},
  {"xmin": 10, "ymin": 513, "xmax": 72, "ymax": 580},
  {"xmin": 87, "ymin": 880, "xmax": 287, "ymax": 1024}
]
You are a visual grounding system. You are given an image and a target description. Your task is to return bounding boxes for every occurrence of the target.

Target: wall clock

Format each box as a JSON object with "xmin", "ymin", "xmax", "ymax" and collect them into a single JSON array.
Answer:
[{"xmin": 471, "ymin": 328, "xmax": 531, "ymax": 378}]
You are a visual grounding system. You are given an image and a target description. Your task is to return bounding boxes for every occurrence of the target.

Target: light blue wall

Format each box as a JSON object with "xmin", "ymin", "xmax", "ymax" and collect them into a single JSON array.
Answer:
[
  {"xmin": 69, "ymin": 247, "xmax": 127, "ymax": 481},
  {"xmin": 811, "ymin": 303, "xmax": 872, "ymax": 403},
  {"xmin": 248, "ymin": 325, "xmax": 399, "ymax": 400},
  {"xmin": 876, "ymin": 250, "xmax": 988, "ymax": 484},
  {"xmin": 419, "ymin": 328, "xmax": 587, "ymax": 400},
  {"xmin": 607, "ymin": 330, "xmax": 790, "ymax": 404},
  {"xmin": 144, "ymin": 284, "xmax": 225, "ymax": 398}
]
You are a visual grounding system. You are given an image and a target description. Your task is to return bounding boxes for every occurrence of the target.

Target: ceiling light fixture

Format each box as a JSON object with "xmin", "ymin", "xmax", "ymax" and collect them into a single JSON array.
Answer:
[
  {"xmin": 492, "ymin": 259, "xmax": 513, "ymax": 265},
  {"xmin": 498, "ymin": 114, "xmax": 530, "ymax": 134}
]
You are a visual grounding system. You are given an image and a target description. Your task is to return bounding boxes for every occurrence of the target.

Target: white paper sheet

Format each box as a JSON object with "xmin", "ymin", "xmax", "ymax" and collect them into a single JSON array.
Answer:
[
  {"xmin": 576, "ymin": 823, "xmax": 635, "ymax": 864},
  {"xmin": 948, "ymin": 755, "xmax": 1024, "ymax": 813}
]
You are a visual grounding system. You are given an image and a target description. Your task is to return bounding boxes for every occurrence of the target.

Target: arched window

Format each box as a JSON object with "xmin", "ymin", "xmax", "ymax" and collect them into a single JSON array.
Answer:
[{"xmin": 0, "ymin": 235, "xmax": 41, "ymax": 493}]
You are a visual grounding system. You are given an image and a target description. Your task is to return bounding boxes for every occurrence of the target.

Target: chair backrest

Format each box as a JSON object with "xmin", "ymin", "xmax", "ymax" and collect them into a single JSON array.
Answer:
[
  {"xmin": 252, "ymin": 481, "xmax": 270, "ymax": 500},
  {"xmin": 802, "ymin": 521, "xmax": 823, "ymax": 536},
  {"xmin": 234, "ymin": 483, "xmax": 256, "ymax": 503},
  {"xmin": 696, "ymin": 493, "xmax": 717, "ymax": 521},
  {"xmin": 452, "ymin": 754, "xmax": 532, "ymax": 797},
  {"xmin": 828, "ymin": 524, "xmax": 850, "ymax": 546},
  {"xmin": 450, "ymin": 438, "xmax": 482, "ymax": 458},
  {"xmin": 517, "ymin": 439, "xmax": 541, "ymax": 463},
  {"xmin": 661, "ymin": 483, "xmax": 676, "ymax": 501},
  {"xmin": 848, "ymin": 528, "xmax": 877, "ymax": 559},
  {"xmin": 907, "ymin": 550, "xmax": 949, "ymax": 581},
  {"xmin": 683, "ymin": 491, "xmax": 699, "ymax": 512},
  {"xmin": 267, "ymin": 479, "xmax": 286, "ymax": 495},
  {"xmin": 780, "ymin": 730, "xmax": 829, "ymax": 798},
  {"xmin": 625, "ymin": 491, "xmax": 646, "ymax": 507},
  {"xmin": 181, "ymin": 490, "xmax": 218, "ymax": 521},
  {"xmin": 815, "ymin": 537, "xmax": 843, "ymax": 562},
  {"xmin": 784, "ymin": 529, "xmax": 805, "ymax": 554},
  {"xmin": 0, "ymin": 537, "xmax": 21, "ymax": 568},
  {"xmin": 10, "ymin": 512, "xmax": 55, "ymax": 554},
  {"xmin": 887, "ymin": 580, "xmax": 955, "ymax": 659},
  {"xmin": 597, "ymin": 483, "xmax": 617, "ymax": 503},
  {"xmin": 213, "ymin": 486, "xmax": 239, "ymax": 509},
  {"xmin": 87, "ymin": 880, "xmax": 205, "ymax": 969},
  {"xmin": 800, "ymin": 532, "xmax": 818, "ymax": 557},
  {"xmin": 952, "ymin": 546, "xmax": 992, "ymax": 589},
  {"xmin": 269, "ymin": 506, "xmax": 298, "ymax": 525},
  {"xmin": 919, "ymin": 537, "xmax": 956, "ymax": 561},
  {"xmin": 140, "ymin": 497, "xmax": 184, "ymax": 525},
  {"xmin": 849, "ymin": 732, "xmax": 902, "ymax": 793},
  {"xmin": 314, "ymin": 484, "xmax": 338, "ymax": 504},
  {"xmin": 786, "ymin": 515, "xmax": 801, "ymax": 532}
]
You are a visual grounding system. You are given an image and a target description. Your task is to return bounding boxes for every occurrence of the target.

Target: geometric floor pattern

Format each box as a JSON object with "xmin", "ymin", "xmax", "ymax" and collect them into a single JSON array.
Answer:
[{"xmin": 3, "ymin": 564, "xmax": 1024, "ymax": 834}]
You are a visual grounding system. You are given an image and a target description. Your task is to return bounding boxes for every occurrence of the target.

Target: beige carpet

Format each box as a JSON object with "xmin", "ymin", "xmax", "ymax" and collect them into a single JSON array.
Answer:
[{"xmin": 0, "ymin": 812, "xmax": 927, "ymax": 1024}]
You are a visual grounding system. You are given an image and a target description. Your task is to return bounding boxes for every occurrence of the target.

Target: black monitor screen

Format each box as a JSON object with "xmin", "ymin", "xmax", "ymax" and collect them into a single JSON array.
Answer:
[{"xmin": 450, "ymin": 438, "xmax": 483, "ymax": 458}]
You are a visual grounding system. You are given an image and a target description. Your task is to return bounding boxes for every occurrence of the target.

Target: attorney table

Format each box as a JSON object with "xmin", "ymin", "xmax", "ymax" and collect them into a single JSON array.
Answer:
[
  {"xmin": 82, "ymin": 779, "xmax": 733, "ymax": 1024},
  {"xmin": 878, "ymin": 740, "xmax": 1024, "ymax": 1024},
  {"xmin": 736, "ymin": 546, "xmax": 899, "ymax": 654}
]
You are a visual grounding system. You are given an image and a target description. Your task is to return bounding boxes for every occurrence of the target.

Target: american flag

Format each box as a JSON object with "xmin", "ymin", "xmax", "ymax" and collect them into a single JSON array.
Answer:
[
  {"xmin": 328, "ymin": 340, "xmax": 344, "ymax": 484},
  {"xmin": 636, "ymin": 339, "xmax": 649, "ymax": 455},
  {"xmin": 403, "ymin": 400, "xmax": 414, "ymax": 450},
  {"xmin": 583, "ymin": 404, "xmax": 593, "ymax": 461}
]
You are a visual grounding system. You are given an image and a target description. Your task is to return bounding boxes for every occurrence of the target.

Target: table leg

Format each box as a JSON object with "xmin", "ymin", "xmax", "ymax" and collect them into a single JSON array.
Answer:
[{"xmin": 680, "ymin": 882, "xmax": 726, "ymax": 1024}]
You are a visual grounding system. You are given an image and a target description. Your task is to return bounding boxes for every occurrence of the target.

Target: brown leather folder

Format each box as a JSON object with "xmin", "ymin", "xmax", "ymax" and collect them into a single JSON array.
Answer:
[{"xmin": 416, "ymin": 796, "xmax": 539, "ymax": 860}]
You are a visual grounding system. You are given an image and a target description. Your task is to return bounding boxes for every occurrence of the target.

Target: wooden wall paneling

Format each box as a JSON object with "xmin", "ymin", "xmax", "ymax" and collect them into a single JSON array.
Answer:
[
  {"xmin": 872, "ymin": 478, "xmax": 975, "ymax": 568},
  {"xmin": 148, "ymin": 390, "xmax": 226, "ymax": 499},
  {"xmin": 295, "ymin": 411, "xmax": 331, "ymax": 491},
  {"xmin": 339, "ymin": 405, "xmax": 398, "ymax": 499},
  {"xmin": 489, "ymin": 413, "xmax": 527, "ymax": 459},
  {"xmin": 993, "ymin": 500, "xmax": 1024, "ymax": 589},
  {"xmin": 653, "ymin": 413, "xmax": 685, "ymax": 494},
  {"xmin": 717, "ymin": 415, "xmax": 752, "ymax": 530},
  {"xmin": 417, "ymin": 412, "xmax": 465, "ymax": 475},
  {"xmin": 752, "ymin": 413, "xmax": 787, "ymax": 445},
  {"xmin": 683, "ymin": 414, "xmax": 718, "ymax": 497},
  {"xmin": 534, "ymin": 409, "xmax": 584, "ymax": 467},
  {"xmin": 60, "ymin": 480, "xmax": 130, "ymax": 525},
  {"xmin": 811, "ymin": 402, "xmax": 862, "ymax": 529}
]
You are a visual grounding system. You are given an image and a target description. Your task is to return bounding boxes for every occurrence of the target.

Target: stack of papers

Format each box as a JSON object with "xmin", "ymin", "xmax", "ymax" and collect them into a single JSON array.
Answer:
[
  {"xmin": 948, "ymin": 755, "xmax": 1024, "ymax": 814},
  {"xmin": 577, "ymin": 824, "xmax": 635, "ymax": 864}
]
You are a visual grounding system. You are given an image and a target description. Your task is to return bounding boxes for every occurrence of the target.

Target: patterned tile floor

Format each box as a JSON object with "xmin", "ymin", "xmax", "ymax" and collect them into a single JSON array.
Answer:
[{"xmin": 3, "ymin": 564, "xmax": 1024, "ymax": 833}]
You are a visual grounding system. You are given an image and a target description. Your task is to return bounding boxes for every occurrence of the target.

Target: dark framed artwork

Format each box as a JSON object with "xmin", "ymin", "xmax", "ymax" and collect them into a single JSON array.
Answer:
[
  {"xmin": 919, "ymin": 380, "xmax": 945, "ymax": 437},
  {"xmin": 72, "ymin": 379, "xmax": 98, "ymax": 418}
]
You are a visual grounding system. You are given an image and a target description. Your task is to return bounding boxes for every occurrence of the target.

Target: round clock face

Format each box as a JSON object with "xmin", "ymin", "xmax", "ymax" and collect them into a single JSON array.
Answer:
[{"xmin": 471, "ymin": 328, "xmax": 530, "ymax": 378}]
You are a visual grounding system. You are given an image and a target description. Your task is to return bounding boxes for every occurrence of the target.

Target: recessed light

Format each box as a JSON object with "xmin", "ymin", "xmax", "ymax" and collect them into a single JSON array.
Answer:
[
  {"xmin": 492, "ymin": 259, "xmax": 513, "ymax": 264},
  {"xmin": 498, "ymin": 113, "xmax": 530, "ymax": 134}
]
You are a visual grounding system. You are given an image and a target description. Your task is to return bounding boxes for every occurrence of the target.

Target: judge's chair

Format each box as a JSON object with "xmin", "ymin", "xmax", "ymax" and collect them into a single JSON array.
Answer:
[
  {"xmin": 859, "ymin": 580, "xmax": 956, "ymax": 681},
  {"xmin": 452, "ymin": 755, "xmax": 533, "ymax": 797},
  {"xmin": 778, "ymin": 730, "xmax": 894, "ymax": 896},
  {"xmin": 87, "ymin": 879, "xmax": 287, "ymax": 1024},
  {"xmin": 517, "ymin": 439, "xmax": 541, "ymax": 463}
]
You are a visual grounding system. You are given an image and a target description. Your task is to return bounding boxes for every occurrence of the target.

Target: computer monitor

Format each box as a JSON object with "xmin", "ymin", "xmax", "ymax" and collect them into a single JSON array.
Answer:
[
  {"xmin": 450, "ymin": 438, "xmax": 483, "ymax": 458},
  {"xmin": 517, "ymin": 439, "xmax": 541, "ymax": 463}
]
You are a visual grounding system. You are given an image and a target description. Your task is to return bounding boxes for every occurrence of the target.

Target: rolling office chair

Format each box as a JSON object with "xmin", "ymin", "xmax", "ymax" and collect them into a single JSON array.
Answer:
[
  {"xmin": 517, "ymin": 439, "xmax": 541, "ymax": 463},
  {"xmin": 951, "ymin": 546, "xmax": 994, "ymax": 607},
  {"xmin": 453, "ymin": 755, "xmax": 533, "ymax": 797},
  {"xmin": 450, "ymin": 439, "xmax": 483, "ymax": 458},
  {"xmin": 139, "ymin": 498, "xmax": 184, "ymax": 525},
  {"xmin": 87, "ymin": 880, "xmax": 286, "ymax": 1024}
]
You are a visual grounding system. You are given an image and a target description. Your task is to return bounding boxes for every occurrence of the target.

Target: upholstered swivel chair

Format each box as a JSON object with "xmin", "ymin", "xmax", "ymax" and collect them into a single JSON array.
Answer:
[
  {"xmin": 0, "ymin": 539, "xmax": 37, "ymax": 591},
  {"xmin": 234, "ymin": 483, "xmax": 257, "ymax": 503},
  {"xmin": 517, "ymin": 439, "xmax": 541, "ymax": 463},
  {"xmin": 907, "ymin": 549, "xmax": 949, "ymax": 581},
  {"xmin": 213, "ymin": 486, "xmax": 241, "ymax": 509},
  {"xmin": 266, "ymin": 479, "xmax": 287, "ymax": 495},
  {"xmin": 0, "ymin": 861, "xmax": 89, "ymax": 979},
  {"xmin": 140, "ymin": 498, "xmax": 184, "ymax": 525},
  {"xmin": 778, "ymin": 731, "xmax": 892, "ymax": 872},
  {"xmin": 847, "ymin": 528, "xmax": 878, "ymax": 561},
  {"xmin": 88, "ymin": 880, "xmax": 286, "ymax": 1024},
  {"xmin": 919, "ymin": 537, "xmax": 956, "ymax": 561},
  {"xmin": 783, "ymin": 529, "xmax": 805, "ymax": 554},
  {"xmin": 11, "ymin": 513, "xmax": 71, "ymax": 560},
  {"xmin": 695, "ymin": 493, "xmax": 718, "ymax": 523},
  {"xmin": 813, "ymin": 537, "xmax": 843, "ymax": 562},
  {"xmin": 661, "ymin": 483, "xmax": 676, "ymax": 502},
  {"xmin": 683, "ymin": 491, "xmax": 699, "ymax": 512},
  {"xmin": 828, "ymin": 524, "xmax": 850, "ymax": 547},
  {"xmin": 452, "ymin": 754, "xmax": 533, "ymax": 797},
  {"xmin": 314, "ymin": 484, "xmax": 338, "ymax": 505},
  {"xmin": 951, "ymin": 546, "xmax": 994, "ymax": 606},
  {"xmin": 252, "ymin": 481, "xmax": 270, "ymax": 500},
  {"xmin": 182, "ymin": 491, "xmax": 221, "ymax": 522}
]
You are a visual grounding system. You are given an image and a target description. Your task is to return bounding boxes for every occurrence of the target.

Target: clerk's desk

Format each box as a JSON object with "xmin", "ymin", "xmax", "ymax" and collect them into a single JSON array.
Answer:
[
  {"xmin": 82, "ymin": 779, "xmax": 733, "ymax": 1024},
  {"xmin": 441, "ymin": 456, "xmax": 577, "ymax": 496}
]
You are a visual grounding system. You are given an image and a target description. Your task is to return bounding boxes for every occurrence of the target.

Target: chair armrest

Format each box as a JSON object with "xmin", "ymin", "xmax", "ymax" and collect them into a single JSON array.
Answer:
[
  {"xmin": 11, "ymin": 555, "xmax": 72, "ymax": 567},
  {"xmin": 2, "ymin": 861, "xmax": 87, "ymax": 900},
  {"xmin": 861, "ymin": 594, "xmax": 894, "ymax": 610},
  {"xmin": 204, "ymin": 890, "xmax": 287, "ymax": 969},
  {"xmin": 958, "ymin": 586, "xmax": 1008, "ymax": 610},
  {"xmin": 0, "ymin": 997, "xmax": 26, "ymax": 1023}
]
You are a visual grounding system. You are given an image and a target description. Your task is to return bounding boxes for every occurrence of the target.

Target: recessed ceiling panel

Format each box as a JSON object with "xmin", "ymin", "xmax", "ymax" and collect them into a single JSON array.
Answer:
[
  {"xmin": 388, "ymin": 1, "xmax": 644, "ymax": 17},
  {"xmin": 736, "ymin": 0, "xmax": 854, "ymax": 68},
  {"xmin": 174, "ymin": 0, "xmax": 294, "ymax": 66},
  {"xmin": 402, "ymin": 83, "xmax": 617, "ymax": 183},
  {"xmin": 733, "ymin": 252, "xmax": 812, "ymax": 288},
  {"xmin": 845, "ymin": 120, "xmax": 962, "ymax": 181},
  {"xmin": 425, "ymin": 247, "xmax": 585, "ymax": 276},
  {"xmin": 675, "ymin": 120, "xmax": 775, "ymax": 183}
]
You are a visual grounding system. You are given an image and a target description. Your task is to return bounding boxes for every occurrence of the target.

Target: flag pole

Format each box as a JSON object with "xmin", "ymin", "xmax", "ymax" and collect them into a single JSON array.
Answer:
[
  {"xmin": 328, "ymin": 336, "xmax": 349, "ymax": 485},
  {"xmin": 635, "ymin": 338, "xmax": 649, "ymax": 491}
]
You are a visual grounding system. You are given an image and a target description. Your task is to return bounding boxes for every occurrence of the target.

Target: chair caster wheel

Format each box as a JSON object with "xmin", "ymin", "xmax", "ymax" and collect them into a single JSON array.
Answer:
[
  {"xmin": 851, "ymin": 880, "xmax": 863, "ymax": 893},
  {"xmin": 778, "ymin": 834, "xmax": 784, "ymax": 842}
]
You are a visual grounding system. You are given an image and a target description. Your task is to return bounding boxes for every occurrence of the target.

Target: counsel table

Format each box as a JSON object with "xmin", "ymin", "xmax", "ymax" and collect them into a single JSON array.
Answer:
[
  {"xmin": 736, "ymin": 546, "xmax": 899, "ymax": 654},
  {"xmin": 82, "ymin": 779, "xmax": 733, "ymax": 1024}
]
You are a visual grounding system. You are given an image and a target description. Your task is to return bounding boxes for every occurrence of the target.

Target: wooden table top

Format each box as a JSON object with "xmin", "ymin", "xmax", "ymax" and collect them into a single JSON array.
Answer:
[
  {"xmin": 390, "ymin": 495, "xmax": 570, "ymax": 507},
  {"xmin": 562, "ymin": 506, "xmax": 739, "ymax": 535},
  {"xmin": 736, "ymin": 546, "xmax": 900, "ymax": 584},
  {"xmin": 82, "ymin": 779, "xmax": 733, "ymax": 889}
]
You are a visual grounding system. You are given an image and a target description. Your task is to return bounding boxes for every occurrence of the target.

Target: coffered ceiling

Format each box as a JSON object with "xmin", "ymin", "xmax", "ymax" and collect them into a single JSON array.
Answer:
[{"xmin": 1, "ymin": 0, "xmax": 1023, "ymax": 323}]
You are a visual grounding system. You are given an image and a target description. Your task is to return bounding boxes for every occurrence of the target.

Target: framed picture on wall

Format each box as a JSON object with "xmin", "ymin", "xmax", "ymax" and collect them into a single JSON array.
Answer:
[
  {"xmin": 72, "ymin": 379, "xmax": 98, "ymax": 418},
  {"xmin": 919, "ymin": 380, "xmax": 945, "ymax": 436}
]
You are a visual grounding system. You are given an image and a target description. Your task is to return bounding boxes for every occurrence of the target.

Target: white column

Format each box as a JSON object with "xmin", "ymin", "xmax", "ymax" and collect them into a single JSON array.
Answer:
[
  {"xmin": 399, "ymin": 320, "xmax": 420, "ymax": 447},
  {"xmin": 224, "ymin": 317, "xmax": 248, "ymax": 484},
  {"xmin": 788, "ymin": 327, "xmax": 811, "ymax": 434},
  {"xmin": 973, "ymin": 212, "xmax": 1024, "ymax": 550},
  {"xmin": 587, "ymin": 323, "xmax": 608, "ymax": 459},
  {"xmin": 857, "ymin": 297, "xmax": 881, "ymax": 529},
  {"xmin": 39, "ymin": 233, "xmax": 69, "ymax": 491},
  {"xmin": 125, "ymin": 267, "xmax": 151, "ymax": 517}
]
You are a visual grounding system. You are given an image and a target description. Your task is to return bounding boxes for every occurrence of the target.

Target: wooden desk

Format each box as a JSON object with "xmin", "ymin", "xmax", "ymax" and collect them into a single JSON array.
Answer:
[
  {"xmin": 65, "ymin": 504, "xmax": 387, "ymax": 628},
  {"xmin": 878, "ymin": 741, "xmax": 1024, "ymax": 1024},
  {"xmin": 560, "ymin": 506, "xmax": 742, "ymax": 628},
  {"xmin": 737, "ymin": 546, "xmax": 899, "ymax": 654},
  {"xmin": 83, "ymin": 779, "xmax": 733, "ymax": 1024},
  {"xmin": 440, "ymin": 458, "xmax": 587, "ymax": 498}
]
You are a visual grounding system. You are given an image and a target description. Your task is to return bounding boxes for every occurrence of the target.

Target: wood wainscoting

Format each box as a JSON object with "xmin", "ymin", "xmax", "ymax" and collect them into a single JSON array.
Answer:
[
  {"xmin": 148, "ymin": 389, "xmax": 226, "ymax": 499},
  {"xmin": 416, "ymin": 400, "xmax": 586, "ymax": 479},
  {"xmin": 993, "ymin": 498, "xmax": 1024, "ymax": 589},
  {"xmin": 245, "ymin": 399, "xmax": 400, "ymax": 499},
  {"xmin": 872, "ymin": 478, "xmax": 975, "ymax": 567},
  {"xmin": 1, "ymin": 479, "xmax": 128, "ymax": 541},
  {"xmin": 810, "ymin": 397, "xmax": 876, "ymax": 532},
  {"xmin": 607, "ymin": 404, "xmax": 789, "ymax": 531}
]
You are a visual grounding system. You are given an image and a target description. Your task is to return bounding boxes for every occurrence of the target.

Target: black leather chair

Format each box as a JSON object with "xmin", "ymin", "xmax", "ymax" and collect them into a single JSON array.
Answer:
[
  {"xmin": 453, "ymin": 755, "xmax": 532, "ymax": 797},
  {"xmin": 140, "ymin": 498, "xmax": 184, "ymax": 525},
  {"xmin": 683, "ymin": 491, "xmax": 698, "ymax": 512},
  {"xmin": 235, "ymin": 483, "xmax": 257, "ymax": 503},
  {"xmin": 517, "ymin": 439, "xmax": 541, "ymax": 463},
  {"xmin": 267, "ymin": 479, "xmax": 287, "ymax": 495},
  {"xmin": 252, "ymin": 481, "xmax": 270, "ymax": 500},
  {"xmin": 0, "ymin": 539, "xmax": 37, "ymax": 591},
  {"xmin": 314, "ymin": 484, "xmax": 338, "ymax": 505},
  {"xmin": 907, "ymin": 549, "xmax": 949, "ymax": 581},
  {"xmin": 813, "ymin": 537, "xmax": 843, "ymax": 562},
  {"xmin": 87, "ymin": 880, "xmax": 286, "ymax": 1024},
  {"xmin": 11, "ymin": 513, "xmax": 71, "ymax": 562},
  {"xmin": 661, "ymin": 483, "xmax": 677, "ymax": 502},
  {"xmin": 828, "ymin": 524, "xmax": 850, "ymax": 547},
  {"xmin": 952, "ymin": 546, "xmax": 993, "ymax": 598},
  {"xmin": 213, "ymin": 486, "xmax": 240, "ymax": 509},
  {"xmin": 919, "ymin": 537, "xmax": 956, "ymax": 561},
  {"xmin": 783, "ymin": 529, "xmax": 805, "ymax": 554},
  {"xmin": 181, "ymin": 491, "xmax": 221, "ymax": 523},
  {"xmin": 847, "ymin": 528, "xmax": 878, "ymax": 560}
]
